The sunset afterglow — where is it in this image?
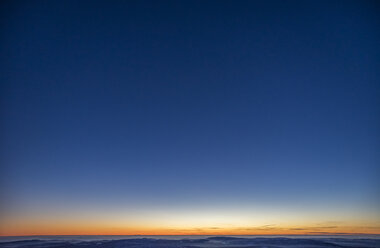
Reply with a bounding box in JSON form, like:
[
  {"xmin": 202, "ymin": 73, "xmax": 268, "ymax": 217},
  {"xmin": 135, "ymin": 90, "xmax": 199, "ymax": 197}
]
[{"xmin": 1, "ymin": 0, "xmax": 379, "ymax": 241}]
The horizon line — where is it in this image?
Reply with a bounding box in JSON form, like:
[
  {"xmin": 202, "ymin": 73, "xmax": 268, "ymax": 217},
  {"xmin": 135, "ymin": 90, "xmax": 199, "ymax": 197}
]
[{"xmin": 2, "ymin": 233, "xmax": 380, "ymax": 237}]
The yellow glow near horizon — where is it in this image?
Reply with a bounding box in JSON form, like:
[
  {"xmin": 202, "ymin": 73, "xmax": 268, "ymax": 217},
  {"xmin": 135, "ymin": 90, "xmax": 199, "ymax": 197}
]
[
  {"xmin": 1, "ymin": 202, "xmax": 380, "ymax": 236},
  {"xmin": 1, "ymin": 223, "xmax": 380, "ymax": 236},
  {"xmin": 1, "ymin": 209, "xmax": 380, "ymax": 236}
]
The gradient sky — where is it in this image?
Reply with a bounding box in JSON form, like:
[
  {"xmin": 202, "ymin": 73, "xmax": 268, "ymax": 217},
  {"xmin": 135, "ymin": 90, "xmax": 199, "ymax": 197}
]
[{"xmin": 1, "ymin": 0, "xmax": 379, "ymax": 236}]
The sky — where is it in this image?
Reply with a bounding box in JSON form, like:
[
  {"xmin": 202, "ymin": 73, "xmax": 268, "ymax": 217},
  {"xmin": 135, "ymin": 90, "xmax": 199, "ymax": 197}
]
[{"xmin": 0, "ymin": 0, "xmax": 379, "ymax": 236}]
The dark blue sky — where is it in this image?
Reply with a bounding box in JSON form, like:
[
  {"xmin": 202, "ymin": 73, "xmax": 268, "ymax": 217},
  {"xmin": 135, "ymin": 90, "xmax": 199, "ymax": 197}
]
[{"xmin": 1, "ymin": 0, "xmax": 379, "ymax": 235}]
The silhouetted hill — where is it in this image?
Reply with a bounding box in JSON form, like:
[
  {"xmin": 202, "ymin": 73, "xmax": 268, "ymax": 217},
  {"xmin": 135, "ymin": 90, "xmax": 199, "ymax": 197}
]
[{"xmin": 1, "ymin": 236, "xmax": 380, "ymax": 248}]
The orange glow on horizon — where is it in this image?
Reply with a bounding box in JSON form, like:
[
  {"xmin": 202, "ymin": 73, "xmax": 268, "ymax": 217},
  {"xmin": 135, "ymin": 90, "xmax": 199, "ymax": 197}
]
[
  {"xmin": 1, "ymin": 224, "xmax": 380, "ymax": 236},
  {"xmin": 2, "ymin": 208, "xmax": 379, "ymax": 236}
]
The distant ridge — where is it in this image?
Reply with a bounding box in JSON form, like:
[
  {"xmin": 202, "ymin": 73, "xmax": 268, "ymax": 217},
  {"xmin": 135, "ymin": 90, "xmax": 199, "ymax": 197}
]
[{"xmin": 1, "ymin": 236, "xmax": 380, "ymax": 248}]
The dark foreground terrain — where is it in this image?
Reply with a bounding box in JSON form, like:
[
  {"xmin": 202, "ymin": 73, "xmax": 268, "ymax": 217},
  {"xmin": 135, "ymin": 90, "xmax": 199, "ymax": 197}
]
[{"xmin": 1, "ymin": 236, "xmax": 380, "ymax": 248}]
